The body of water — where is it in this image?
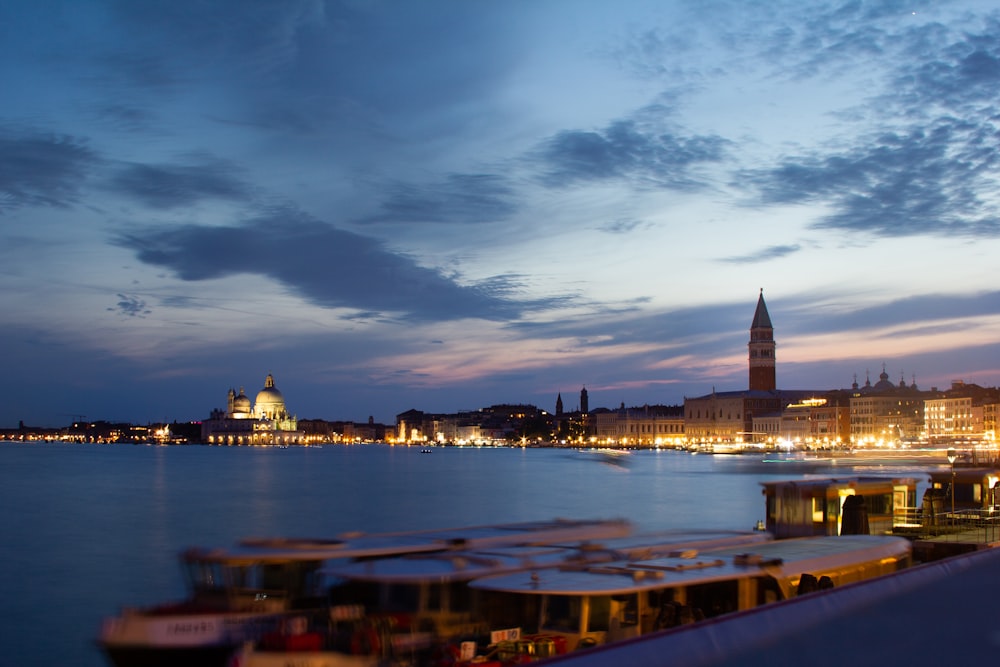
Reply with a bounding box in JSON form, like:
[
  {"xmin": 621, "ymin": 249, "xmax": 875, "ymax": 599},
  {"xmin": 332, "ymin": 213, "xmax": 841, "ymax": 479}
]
[{"xmin": 0, "ymin": 443, "xmax": 939, "ymax": 666}]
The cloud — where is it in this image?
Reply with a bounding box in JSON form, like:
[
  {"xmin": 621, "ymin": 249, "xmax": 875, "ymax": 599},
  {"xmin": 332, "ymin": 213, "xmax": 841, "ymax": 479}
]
[
  {"xmin": 720, "ymin": 244, "xmax": 802, "ymax": 264},
  {"xmin": 742, "ymin": 117, "xmax": 1000, "ymax": 237},
  {"xmin": 599, "ymin": 217, "xmax": 650, "ymax": 234},
  {"xmin": 892, "ymin": 18, "xmax": 1000, "ymax": 113},
  {"xmin": 112, "ymin": 207, "xmax": 538, "ymax": 322},
  {"xmin": 534, "ymin": 119, "xmax": 729, "ymax": 190},
  {"xmin": 109, "ymin": 294, "xmax": 151, "ymax": 317},
  {"xmin": 784, "ymin": 290, "xmax": 1000, "ymax": 337},
  {"xmin": 108, "ymin": 155, "xmax": 249, "ymax": 209},
  {"xmin": 366, "ymin": 173, "xmax": 518, "ymax": 224},
  {"xmin": 738, "ymin": 11, "xmax": 1000, "ymax": 239},
  {"xmin": 0, "ymin": 131, "xmax": 97, "ymax": 213}
]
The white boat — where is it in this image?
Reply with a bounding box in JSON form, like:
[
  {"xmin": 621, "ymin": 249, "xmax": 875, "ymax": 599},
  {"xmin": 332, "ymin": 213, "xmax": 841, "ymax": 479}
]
[
  {"xmin": 97, "ymin": 518, "xmax": 631, "ymax": 667},
  {"xmin": 466, "ymin": 534, "xmax": 911, "ymax": 658},
  {"xmin": 229, "ymin": 530, "xmax": 772, "ymax": 667}
]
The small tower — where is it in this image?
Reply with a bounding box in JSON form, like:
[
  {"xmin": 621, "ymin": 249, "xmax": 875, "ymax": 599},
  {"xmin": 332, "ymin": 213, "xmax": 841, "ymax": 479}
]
[
  {"xmin": 748, "ymin": 290, "xmax": 776, "ymax": 392},
  {"xmin": 555, "ymin": 393, "xmax": 564, "ymax": 417},
  {"xmin": 580, "ymin": 386, "xmax": 589, "ymax": 414}
]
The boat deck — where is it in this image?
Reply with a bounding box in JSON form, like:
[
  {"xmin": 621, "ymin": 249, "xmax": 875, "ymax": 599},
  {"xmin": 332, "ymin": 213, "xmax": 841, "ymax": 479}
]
[{"xmin": 470, "ymin": 535, "xmax": 910, "ymax": 596}]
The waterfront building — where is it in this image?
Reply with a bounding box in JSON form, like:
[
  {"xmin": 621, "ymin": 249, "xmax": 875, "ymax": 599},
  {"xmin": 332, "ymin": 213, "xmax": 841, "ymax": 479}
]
[
  {"xmin": 591, "ymin": 403, "xmax": 684, "ymax": 447},
  {"xmin": 986, "ymin": 401, "xmax": 1000, "ymax": 445},
  {"xmin": 767, "ymin": 397, "xmax": 850, "ymax": 447},
  {"xmin": 848, "ymin": 368, "xmax": 926, "ymax": 445},
  {"xmin": 806, "ymin": 394, "xmax": 852, "ymax": 446},
  {"xmin": 395, "ymin": 404, "xmax": 548, "ymax": 444},
  {"xmin": 684, "ymin": 292, "xmax": 818, "ymax": 444},
  {"xmin": 924, "ymin": 381, "xmax": 1000, "ymax": 444},
  {"xmin": 201, "ymin": 373, "xmax": 303, "ymax": 445}
]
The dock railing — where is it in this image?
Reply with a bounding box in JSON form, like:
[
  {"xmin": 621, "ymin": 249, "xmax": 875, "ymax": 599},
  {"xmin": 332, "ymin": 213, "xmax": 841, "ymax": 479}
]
[{"xmin": 893, "ymin": 508, "xmax": 1000, "ymax": 544}]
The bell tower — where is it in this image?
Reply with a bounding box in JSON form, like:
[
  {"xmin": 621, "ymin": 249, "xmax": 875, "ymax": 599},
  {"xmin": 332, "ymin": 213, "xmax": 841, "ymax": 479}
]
[{"xmin": 748, "ymin": 290, "xmax": 776, "ymax": 392}]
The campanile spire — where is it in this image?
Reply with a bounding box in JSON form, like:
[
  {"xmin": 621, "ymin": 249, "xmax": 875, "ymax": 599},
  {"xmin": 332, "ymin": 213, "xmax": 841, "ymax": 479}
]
[{"xmin": 748, "ymin": 289, "xmax": 776, "ymax": 391}]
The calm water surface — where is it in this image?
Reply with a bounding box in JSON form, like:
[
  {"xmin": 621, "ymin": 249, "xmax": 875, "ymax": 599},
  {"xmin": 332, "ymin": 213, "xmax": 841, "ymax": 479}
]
[{"xmin": 0, "ymin": 443, "xmax": 932, "ymax": 667}]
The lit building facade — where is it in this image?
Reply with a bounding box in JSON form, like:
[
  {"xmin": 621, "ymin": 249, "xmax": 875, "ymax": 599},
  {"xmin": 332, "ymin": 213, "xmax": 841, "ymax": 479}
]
[
  {"xmin": 848, "ymin": 368, "xmax": 926, "ymax": 445},
  {"xmin": 591, "ymin": 403, "xmax": 684, "ymax": 446},
  {"xmin": 201, "ymin": 373, "xmax": 303, "ymax": 445},
  {"xmin": 924, "ymin": 380, "xmax": 1000, "ymax": 445}
]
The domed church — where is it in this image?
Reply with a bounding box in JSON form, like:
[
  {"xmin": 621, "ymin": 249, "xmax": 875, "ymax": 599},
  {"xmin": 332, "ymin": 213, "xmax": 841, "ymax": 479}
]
[{"xmin": 201, "ymin": 374, "xmax": 303, "ymax": 445}]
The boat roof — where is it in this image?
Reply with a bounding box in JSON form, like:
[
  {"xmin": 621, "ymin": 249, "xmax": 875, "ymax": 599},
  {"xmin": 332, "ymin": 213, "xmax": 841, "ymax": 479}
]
[
  {"xmin": 327, "ymin": 545, "xmax": 584, "ymax": 584},
  {"xmin": 927, "ymin": 467, "xmax": 1000, "ymax": 483},
  {"xmin": 182, "ymin": 518, "xmax": 632, "ymax": 565},
  {"xmin": 760, "ymin": 476, "xmax": 921, "ymax": 493},
  {"xmin": 469, "ymin": 536, "xmax": 910, "ymax": 597},
  {"xmin": 324, "ymin": 530, "xmax": 772, "ymax": 584}
]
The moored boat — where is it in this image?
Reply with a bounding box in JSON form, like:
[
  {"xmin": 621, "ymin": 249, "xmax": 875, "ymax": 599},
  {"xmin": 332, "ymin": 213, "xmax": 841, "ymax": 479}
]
[
  {"xmin": 98, "ymin": 518, "xmax": 631, "ymax": 667},
  {"xmin": 466, "ymin": 534, "xmax": 911, "ymax": 657},
  {"xmin": 228, "ymin": 529, "xmax": 773, "ymax": 667}
]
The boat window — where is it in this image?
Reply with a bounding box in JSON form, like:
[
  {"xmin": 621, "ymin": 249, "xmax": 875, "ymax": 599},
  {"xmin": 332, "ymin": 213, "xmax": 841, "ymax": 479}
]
[
  {"xmin": 865, "ymin": 493, "xmax": 892, "ymax": 515},
  {"xmin": 328, "ymin": 579, "xmax": 380, "ymax": 610},
  {"xmin": 756, "ymin": 576, "xmax": 782, "ymax": 605},
  {"xmin": 616, "ymin": 594, "xmax": 638, "ymax": 627},
  {"xmin": 426, "ymin": 582, "xmax": 442, "ymax": 612},
  {"xmin": 588, "ymin": 595, "xmax": 611, "ymax": 632},
  {"xmin": 383, "ymin": 583, "xmax": 420, "ymax": 613},
  {"xmin": 184, "ymin": 560, "xmax": 228, "ymax": 591},
  {"xmin": 686, "ymin": 580, "xmax": 739, "ymax": 619},
  {"xmin": 589, "ymin": 594, "xmax": 638, "ymax": 634},
  {"xmin": 542, "ymin": 595, "xmax": 582, "ymax": 633},
  {"xmin": 827, "ymin": 498, "xmax": 840, "ymax": 519},
  {"xmin": 449, "ymin": 581, "xmax": 473, "ymax": 613},
  {"xmin": 477, "ymin": 591, "xmax": 539, "ymax": 633},
  {"xmin": 244, "ymin": 560, "xmax": 322, "ymax": 599},
  {"xmin": 260, "ymin": 563, "xmax": 290, "ymax": 592}
]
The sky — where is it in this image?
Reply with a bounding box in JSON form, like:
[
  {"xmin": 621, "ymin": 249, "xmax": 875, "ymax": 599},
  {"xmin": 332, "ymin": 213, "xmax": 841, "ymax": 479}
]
[{"xmin": 3, "ymin": 0, "xmax": 1000, "ymax": 427}]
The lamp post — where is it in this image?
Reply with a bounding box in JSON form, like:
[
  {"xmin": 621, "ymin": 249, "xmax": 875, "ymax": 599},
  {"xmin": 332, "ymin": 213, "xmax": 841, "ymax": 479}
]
[{"xmin": 947, "ymin": 447, "xmax": 957, "ymax": 526}]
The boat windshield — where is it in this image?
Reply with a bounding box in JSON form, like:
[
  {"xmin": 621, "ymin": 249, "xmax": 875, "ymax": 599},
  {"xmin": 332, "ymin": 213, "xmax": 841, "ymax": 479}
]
[{"xmin": 183, "ymin": 558, "xmax": 324, "ymax": 603}]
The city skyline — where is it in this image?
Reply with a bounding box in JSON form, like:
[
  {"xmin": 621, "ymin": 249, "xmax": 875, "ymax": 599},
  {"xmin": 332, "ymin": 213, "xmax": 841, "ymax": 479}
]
[{"xmin": 3, "ymin": 1, "xmax": 1000, "ymax": 428}]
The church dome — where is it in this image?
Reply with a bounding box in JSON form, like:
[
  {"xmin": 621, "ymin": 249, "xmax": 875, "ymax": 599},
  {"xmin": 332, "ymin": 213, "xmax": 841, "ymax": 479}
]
[
  {"xmin": 872, "ymin": 368, "xmax": 895, "ymax": 392},
  {"xmin": 254, "ymin": 374, "xmax": 286, "ymax": 419},
  {"xmin": 232, "ymin": 388, "xmax": 252, "ymax": 416}
]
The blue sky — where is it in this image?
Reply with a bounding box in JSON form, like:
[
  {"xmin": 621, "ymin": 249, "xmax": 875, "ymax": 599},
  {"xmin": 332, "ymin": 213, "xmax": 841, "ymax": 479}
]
[{"xmin": 3, "ymin": 0, "xmax": 1000, "ymax": 427}]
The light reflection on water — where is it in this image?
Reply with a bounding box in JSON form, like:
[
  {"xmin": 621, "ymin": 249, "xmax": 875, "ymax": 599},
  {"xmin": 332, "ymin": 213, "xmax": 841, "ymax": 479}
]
[{"xmin": 0, "ymin": 443, "xmax": 941, "ymax": 667}]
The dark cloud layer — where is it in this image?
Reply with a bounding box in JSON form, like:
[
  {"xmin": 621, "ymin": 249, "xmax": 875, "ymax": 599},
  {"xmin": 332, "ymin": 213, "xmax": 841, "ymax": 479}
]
[
  {"xmin": 108, "ymin": 156, "xmax": 248, "ymax": 209},
  {"xmin": 720, "ymin": 244, "xmax": 802, "ymax": 264},
  {"xmin": 0, "ymin": 132, "xmax": 97, "ymax": 213},
  {"xmin": 535, "ymin": 119, "xmax": 729, "ymax": 190},
  {"xmin": 746, "ymin": 118, "xmax": 1000, "ymax": 237},
  {"xmin": 113, "ymin": 208, "xmax": 530, "ymax": 322},
  {"xmin": 741, "ymin": 10, "xmax": 1000, "ymax": 239},
  {"xmin": 368, "ymin": 173, "xmax": 518, "ymax": 225}
]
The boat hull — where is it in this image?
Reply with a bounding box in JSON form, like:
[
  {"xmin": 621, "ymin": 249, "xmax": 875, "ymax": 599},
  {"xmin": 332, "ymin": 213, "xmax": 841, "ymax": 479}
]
[
  {"xmin": 230, "ymin": 647, "xmax": 380, "ymax": 667},
  {"xmin": 100, "ymin": 643, "xmax": 238, "ymax": 667},
  {"xmin": 99, "ymin": 610, "xmax": 284, "ymax": 667}
]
